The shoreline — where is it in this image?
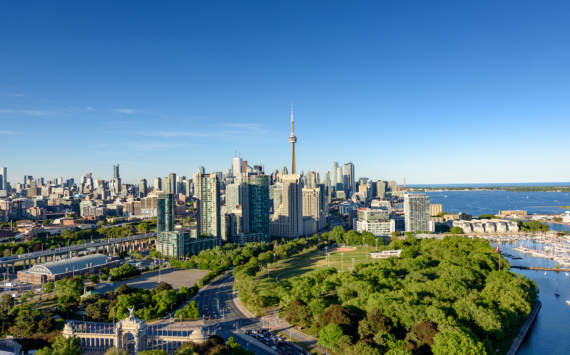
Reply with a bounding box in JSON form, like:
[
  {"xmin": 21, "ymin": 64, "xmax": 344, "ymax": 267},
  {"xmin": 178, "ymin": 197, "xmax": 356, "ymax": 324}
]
[{"xmin": 506, "ymin": 300, "xmax": 542, "ymax": 355}]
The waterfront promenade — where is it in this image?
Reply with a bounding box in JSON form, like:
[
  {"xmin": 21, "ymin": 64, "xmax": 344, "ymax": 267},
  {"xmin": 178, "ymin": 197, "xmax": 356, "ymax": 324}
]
[{"xmin": 506, "ymin": 300, "xmax": 542, "ymax": 355}]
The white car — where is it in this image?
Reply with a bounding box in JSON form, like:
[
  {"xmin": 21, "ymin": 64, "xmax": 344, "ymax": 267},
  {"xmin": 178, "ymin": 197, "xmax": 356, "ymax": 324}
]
[{"xmin": 271, "ymin": 346, "xmax": 277, "ymax": 350}]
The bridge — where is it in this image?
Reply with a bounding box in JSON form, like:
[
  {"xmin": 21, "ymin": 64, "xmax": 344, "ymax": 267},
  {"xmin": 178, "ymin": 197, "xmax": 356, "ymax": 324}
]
[{"xmin": 0, "ymin": 232, "xmax": 156, "ymax": 274}]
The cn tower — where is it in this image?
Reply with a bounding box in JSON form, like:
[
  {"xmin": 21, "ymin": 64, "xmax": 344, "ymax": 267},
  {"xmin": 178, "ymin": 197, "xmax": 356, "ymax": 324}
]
[{"xmin": 289, "ymin": 103, "xmax": 297, "ymax": 174}]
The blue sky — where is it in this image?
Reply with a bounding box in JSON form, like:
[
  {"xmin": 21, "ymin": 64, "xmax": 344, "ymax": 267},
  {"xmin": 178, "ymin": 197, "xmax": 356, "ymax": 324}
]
[{"xmin": 1, "ymin": 1, "xmax": 569, "ymax": 186}]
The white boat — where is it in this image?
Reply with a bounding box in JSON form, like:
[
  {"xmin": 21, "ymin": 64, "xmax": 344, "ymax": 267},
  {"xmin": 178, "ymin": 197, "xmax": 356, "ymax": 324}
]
[
  {"xmin": 544, "ymin": 271, "xmax": 547, "ymax": 275},
  {"xmin": 566, "ymin": 272, "xmax": 569, "ymax": 277}
]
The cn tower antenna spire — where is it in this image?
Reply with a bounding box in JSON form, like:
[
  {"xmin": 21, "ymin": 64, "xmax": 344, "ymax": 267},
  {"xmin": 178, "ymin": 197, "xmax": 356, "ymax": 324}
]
[{"xmin": 288, "ymin": 103, "xmax": 297, "ymax": 174}]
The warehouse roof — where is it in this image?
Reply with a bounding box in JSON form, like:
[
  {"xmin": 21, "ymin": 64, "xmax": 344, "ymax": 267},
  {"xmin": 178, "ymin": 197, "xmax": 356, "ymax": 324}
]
[{"xmin": 26, "ymin": 254, "xmax": 117, "ymax": 275}]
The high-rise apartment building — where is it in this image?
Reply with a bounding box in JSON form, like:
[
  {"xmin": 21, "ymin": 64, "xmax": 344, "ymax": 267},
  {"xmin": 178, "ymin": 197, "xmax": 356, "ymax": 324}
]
[
  {"xmin": 0, "ymin": 167, "xmax": 7, "ymax": 190},
  {"xmin": 343, "ymin": 162, "xmax": 355, "ymax": 197},
  {"xmin": 430, "ymin": 204, "xmax": 443, "ymax": 216},
  {"xmin": 389, "ymin": 180, "xmax": 397, "ymax": 191},
  {"xmin": 157, "ymin": 193, "xmax": 174, "ymax": 233},
  {"xmin": 242, "ymin": 174, "xmax": 270, "ymax": 242},
  {"xmin": 139, "ymin": 179, "xmax": 147, "ymax": 198},
  {"xmin": 197, "ymin": 166, "xmax": 205, "ymax": 174},
  {"xmin": 270, "ymin": 174, "xmax": 303, "ymax": 238},
  {"xmin": 404, "ymin": 194, "xmax": 431, "ymax": 232},
  {"xmin": 113, "ymin": 164, "xmax": 120, "ymax": 179},
  {"xmin": 195, "ymin": 173, "xmax": 221, "ymax": 237},
  {"xmin": 376, "ymin": 181, "xmax": 386, "ymax": 198}
]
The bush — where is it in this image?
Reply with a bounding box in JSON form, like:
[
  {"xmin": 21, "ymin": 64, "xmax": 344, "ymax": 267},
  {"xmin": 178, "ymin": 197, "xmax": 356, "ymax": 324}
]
[{"xmin": 450, "ymin": 227, "xmax": 463, "ymax": 234}]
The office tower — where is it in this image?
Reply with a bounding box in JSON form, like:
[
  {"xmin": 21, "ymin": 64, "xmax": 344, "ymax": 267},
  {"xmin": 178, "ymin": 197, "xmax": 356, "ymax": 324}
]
[
  {"xmin": 232, "ymin": 155, "xmax": 243, "ymax": 177},
  {"xmin": 163, "ymin": 177, "xmax": 171, "ymax": 193},
  {"xmin": 0, "ymin": 167, "xmax": 6, "ymax": 190},
  {"xmin": 331, "ymin": 162, "xmax": 338, "ymax": 195},
  {"xmin": 389, "ymin": 180, "xmax": 397, "ymax": 191},
  {"xmin": 197, "ymin": 166, "xmax": 205, "ymax": 174},
  {"xmin": 66, "ymin": 178, "xmax": 74, "ymax": 188},
  {"xmin": 242, "ymin": 174, "xmax": 270, "ymax": 241},
  {"xmin": 183, "ymin": 179, "xmax": 192, "ymax": 196},
  {"xmin": 222, "ymin": 169, "xmax": 231, "ymax": 179},
  {"xmin": 289, "ymin": 104, "xmax": 297, "ymax": 174},
  {"xmin": 281, "ymin": 165, "xmax": 288, "ymax": 176},
  {"xmin": 157, "ymin": 193, "xmax": 174, "ymax": 232},
  {"xmin": 269, "ymin": 183, "xmax": 283, "ymax": 212},
  {"xmin": 154, "ymin": 177, "xmax": 162, "ymax": 192},
  {"xmin": 253, "ymin": 165, "xmax": 264, "ymax": 174},
  {"xmin": 176, "ymin": 175, "xmax": 185, "ymax": 196},
  {"xmin": 376, "ymin": 181, "xmax": 386, "ymax": 198},
  {"xmin": 139, "ymin": 179, "xmax": 147, "ymax": 197},
  {"xmin": 169, "ymin": 173, "xmax": 177, "ymax": 195},
  {"xmin": 305, "ymin": 171, "xmax": 319, "ymax": 189},
  {"xmin": 336, "ymin": 167, "xmax": 343, "ymax": 193},
  {"xmin": 113, "ymin": 164, "xmax": 120, "ymax": 179},
  {"xmin": 324, "ymin": 172, "xmax": 332, "ymax": 205},
  {"xmin": 343, "ymin": 162, "xmax": 355, "ymax": 197},
  {"xmin": 404, "ymin": 194, "xmax": 430, "ymax": 232},
  {"xmin": 195, "ymin": 173, "xmax": 221, "ymax": 237}
]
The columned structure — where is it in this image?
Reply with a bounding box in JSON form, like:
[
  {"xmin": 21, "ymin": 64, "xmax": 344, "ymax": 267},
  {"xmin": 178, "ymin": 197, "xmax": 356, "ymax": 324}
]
[{"xmin": 62, "ymin": 310, "xmax": 206, "ymax": 354}]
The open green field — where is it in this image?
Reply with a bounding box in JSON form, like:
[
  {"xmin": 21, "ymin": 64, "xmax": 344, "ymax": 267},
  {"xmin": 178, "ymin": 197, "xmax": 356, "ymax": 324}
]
[{"xmin": 256, "ymin": 245, "xmax": 382, "ymax": 292}]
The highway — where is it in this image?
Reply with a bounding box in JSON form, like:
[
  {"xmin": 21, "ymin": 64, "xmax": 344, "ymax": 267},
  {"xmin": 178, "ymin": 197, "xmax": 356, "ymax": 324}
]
[{"xmin": 0, "ymin": 233, "xmax": 155, "ymax": 265}]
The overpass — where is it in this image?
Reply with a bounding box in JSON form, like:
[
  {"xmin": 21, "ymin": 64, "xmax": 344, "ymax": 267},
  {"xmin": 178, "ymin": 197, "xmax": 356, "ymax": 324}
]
[{"xmin": 0, "ymin": 232, "xmax": 156, "ymax": 274}]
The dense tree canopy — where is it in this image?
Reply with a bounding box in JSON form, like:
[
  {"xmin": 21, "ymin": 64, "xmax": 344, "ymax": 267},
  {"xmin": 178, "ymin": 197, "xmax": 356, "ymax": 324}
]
[{"xmin": 269, "ymin": 236, "xmax": 538, "ymax": 355}]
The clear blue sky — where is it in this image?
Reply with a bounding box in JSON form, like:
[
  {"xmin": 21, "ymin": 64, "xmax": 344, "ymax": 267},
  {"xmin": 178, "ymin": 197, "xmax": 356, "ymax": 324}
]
[{"xmin": 1, "ymin": 1, "xmax": 569, "ymax": 186}]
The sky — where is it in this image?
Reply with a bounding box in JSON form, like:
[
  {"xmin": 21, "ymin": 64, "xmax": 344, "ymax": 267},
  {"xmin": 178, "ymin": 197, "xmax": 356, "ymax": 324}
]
[{"xmin": 1, "ymin": 1, "xmax": 569, "ymax": 186}]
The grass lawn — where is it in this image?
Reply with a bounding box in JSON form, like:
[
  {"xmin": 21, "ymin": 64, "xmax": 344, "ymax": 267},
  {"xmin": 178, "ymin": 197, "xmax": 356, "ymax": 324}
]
[
  {"xmin": 490, "ymin": 323, "xmax": 524, "ymax": 355},
  {"xmin": 256, "ymin": 245, "xmax": 382, "ymax": 293}
]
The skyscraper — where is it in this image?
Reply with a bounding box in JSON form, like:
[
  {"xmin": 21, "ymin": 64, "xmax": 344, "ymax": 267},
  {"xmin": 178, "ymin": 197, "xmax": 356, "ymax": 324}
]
[
  {"xmin": 0, "ymin": 167, "xmax": 7, "ymax": 190},
  {"xmin": 270, "ymin": 174, "xmax": 304, "ymax": 238},
  {"xmin": 232, "ymin": 155, "xmax": 243, "ymax": 177},
  {"xmin": 404, "ymin": 193, "xmax": 430, "ymax": 232},
  {"xmin": 336, "ymin": 167, "xmax": 343, "ymax": 194},
  {"xmin": 289, "ymin": 104, "xmax": 297, "ymax": 174},
  {"xmin": 195, "ymin": 173, "xmax": 221, "ymax": 237},
  {"xmin": 113, "ymin": 164, "xmax": 120, "ymax": 179},
  {"xmin": 154, "ymin": 177, "xmax": 162, "ymax": 192},
  {"xmin": 139, "ymin": 179, "xmax": 147, "ymax": 198},
  {"xmin": 331, "ymin": 162, "xmax": 338, "ymax": 195},
  {"xmin": 197, "ymin": 166, "xmax": 205, "ymax": 174},
  {"xmin": 169, "ymin": 173, "xmax": 177, "ymax": 196},
  {"xmin": 242, "ymin": 174, "xmax": 270, "ymax": 242},
  {"xmin": 343, "ymin": 162, "xmax": 355, "ymax": 197},
  {"xmin": 157, "ymin": 193, "xmax": 174, "ymax": 233}
]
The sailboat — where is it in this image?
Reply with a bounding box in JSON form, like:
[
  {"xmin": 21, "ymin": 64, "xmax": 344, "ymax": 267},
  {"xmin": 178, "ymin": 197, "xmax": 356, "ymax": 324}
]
[
  {"xmin": 544, "ymin": 271, "xmax": 547, "ymax": 275},
  {"xmin": 555, "ymin": 283, "xmax": 560, "ymax": 296},
  {"xmin": 566, "ymin": 272, "xmax": 569, "ymax": 277}
]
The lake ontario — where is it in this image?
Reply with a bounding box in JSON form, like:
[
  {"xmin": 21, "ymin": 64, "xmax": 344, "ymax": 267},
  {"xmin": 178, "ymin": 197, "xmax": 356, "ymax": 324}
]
[{"xmin": 420, "ymin": 190, "xmax": 570, "ymax": 353}]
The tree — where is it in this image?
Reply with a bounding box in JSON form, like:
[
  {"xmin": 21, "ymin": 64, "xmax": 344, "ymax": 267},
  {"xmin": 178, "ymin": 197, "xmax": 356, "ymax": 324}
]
[
  {"xmin": 38, "ymin": 317, "xmax": 57, "ymax": 334},
  {"xmin": 44, "ymin": 282, "xmax": 55, "ymax": 294},
  {"xmin": 138, "ymin": 223, "xmax": 149, "ymax": 234},
  {"xmin": 90, "ymin": 274, "xmax": 100, "ymax": 285},
  {"xmin": 42, "ymin": 219, "xmax": 53, "ymax": 226},
  {"xmin": 0, "ymin": 307, "xmax": 12, "ymax": 334},
  {"xmin": 308, "ymin": 298, "xmax": 327, "ymax": 321},
  {"xmin": 86, "ymin": 299, "xmax": 109, "ymax": 321},
  {"xmin": 15, "ymin": 312, "xmax": 36, "ymax": 337},
  {"xmin": 55, "ymin": 278, "xmax": 83, "ymax": 317},
  {"xmin": 15, "ymin": 246, "xmax": 25, "ymax": 255},
  {"xmin": 104, "ymin": 348, "xmax": 128, "ymax": 355},
  {"xmin": 1, "ymin": 293, "xmax": 15, "ymax": 309},
  {"xmin": 450, "ymin": 227, "xmax": 463, "ymax": 234},
  {"xmin": 318, "ymin": 323, "xmax": 344, "ymax": 349},
  {"xmin": 432, "ymin": 330, "xmax": 487, "ymax": 355},
  {"xmin": 49, "ymin": 335, "xmax": 84, "ymax": 355},
  {"xmin": 317, "ymin": 304, "xmax": 358, "ymax": 337},
  {"xmin": 156, "ymin": 283, "xmax": 173, "ymax": 293}
]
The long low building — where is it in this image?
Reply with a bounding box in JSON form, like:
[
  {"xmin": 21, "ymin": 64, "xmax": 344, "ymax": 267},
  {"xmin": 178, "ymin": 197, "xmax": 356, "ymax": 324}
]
[{"xmin": 18, "ymin": 254, "xmax": 121, "ymax": 284}]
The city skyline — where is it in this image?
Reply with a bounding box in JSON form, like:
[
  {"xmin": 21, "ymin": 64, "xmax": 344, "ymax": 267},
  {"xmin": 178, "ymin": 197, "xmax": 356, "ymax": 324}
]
[{"xmin": 1, "ymin": 1, "xmax": 569, "ymax": 184}]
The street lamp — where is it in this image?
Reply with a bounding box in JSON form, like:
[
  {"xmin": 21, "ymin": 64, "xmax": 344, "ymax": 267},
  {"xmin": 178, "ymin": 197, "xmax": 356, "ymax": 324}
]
[
  {"xmin": 267, "ymin": 263, "xmax": 270, "ymax": 281},
  {"xmin": 341, "ymin": 253, "xmax": 344, "ymax": 271}
]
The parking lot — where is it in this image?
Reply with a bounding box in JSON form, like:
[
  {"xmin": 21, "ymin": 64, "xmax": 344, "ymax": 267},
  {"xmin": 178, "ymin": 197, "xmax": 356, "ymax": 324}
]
[{"xmin": 97, "ymin": 268, "xmax": 208, "ymax": 292}]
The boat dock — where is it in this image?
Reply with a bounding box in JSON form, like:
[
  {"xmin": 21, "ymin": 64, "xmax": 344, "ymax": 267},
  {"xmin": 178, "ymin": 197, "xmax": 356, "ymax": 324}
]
[
  {"xmin": 506, "ymin": 300, "xmax": 542, "ymax": 355},
  {"xmin": 511, "ymin": 265, "xmax": 570, "ymax": 272}
]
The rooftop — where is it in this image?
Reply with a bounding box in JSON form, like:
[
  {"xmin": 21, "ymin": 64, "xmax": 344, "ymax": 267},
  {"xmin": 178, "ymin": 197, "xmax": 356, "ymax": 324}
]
[{"xmin": 25, "ymin": 254, "xmax": 116, "ymax": 276}]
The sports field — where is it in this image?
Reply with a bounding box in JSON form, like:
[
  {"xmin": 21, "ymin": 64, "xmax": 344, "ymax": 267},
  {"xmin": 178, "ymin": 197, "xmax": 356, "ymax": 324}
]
[{"xmin": 256, "ymin": 245, "xmax": 383, "ymax": 291}]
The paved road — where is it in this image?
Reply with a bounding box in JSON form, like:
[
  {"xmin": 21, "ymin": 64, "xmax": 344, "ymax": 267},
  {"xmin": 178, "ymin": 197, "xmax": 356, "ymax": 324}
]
[{"xmin": 157, "ymin": 272, "xmax": 274, "ymax": 355}]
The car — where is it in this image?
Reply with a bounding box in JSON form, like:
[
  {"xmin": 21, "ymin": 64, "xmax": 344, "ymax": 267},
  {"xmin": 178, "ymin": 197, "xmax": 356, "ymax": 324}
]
[{"xmin": 271, "ymin": 346, "xmax": 278, "ymax": 350}]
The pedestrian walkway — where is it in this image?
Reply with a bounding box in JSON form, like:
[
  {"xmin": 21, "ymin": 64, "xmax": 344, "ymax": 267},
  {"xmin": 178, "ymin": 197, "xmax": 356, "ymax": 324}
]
[{"xmin": 506, "ymin": 300, "xmax": 542, "ymax": 355}]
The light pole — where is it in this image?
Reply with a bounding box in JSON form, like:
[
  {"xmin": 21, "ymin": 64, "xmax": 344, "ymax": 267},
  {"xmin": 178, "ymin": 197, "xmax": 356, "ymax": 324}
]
[
  {"xmin": 328, "ymin": 253, "xmax": 331, "ymax": 267},
  {"xmin": 376, "ymin": 238, "xmax": 378, "ymax": 250},
  {"xmin": 341, "ymin": 253, "xmax": 344, "ymax": 271},
  {"xmin": 352, "ymin": 258, "xmax": 355, "ymax": 270},
  {"xmin": 365, "ymin": 244, "xmax": 368, "ymax": 260},
  {"xmin": 267, "ymin": 263, "xmax": 270, "ymax": 282},
  {"xmin": 273, "ymin": 253, "xmax": 276, "ymax": 263}
]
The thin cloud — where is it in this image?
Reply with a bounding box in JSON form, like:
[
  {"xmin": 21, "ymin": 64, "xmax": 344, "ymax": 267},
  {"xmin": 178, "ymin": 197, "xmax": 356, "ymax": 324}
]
[
  {"xmin": 0, "ymin": 130, "xmax": 15, "ymax": 134},
  {"xmin": 125, "ymin": 141, "xmax": 201, "ymax": 151},
  {"xmin": 138, "ymin": 131, "xmax": 214, "ymax": 137},
  {"xmin": 114, "ymin": 108, "xmax": 155, "ymax": 115},
  {"xmin": 0, "ymin": 109, "xmax": 49, "ymax": 116},
  {"xmin": 0, "ymin": 93, "xmax": 25, "ymax": 97}
]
